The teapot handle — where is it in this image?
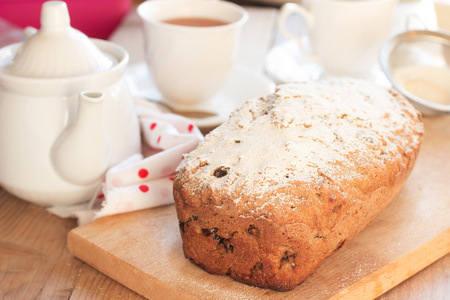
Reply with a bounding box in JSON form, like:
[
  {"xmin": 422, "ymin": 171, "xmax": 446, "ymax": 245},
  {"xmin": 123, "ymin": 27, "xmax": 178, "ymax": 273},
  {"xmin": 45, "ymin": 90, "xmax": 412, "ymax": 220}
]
[
  {"xmin": 23, "ymin": 27, "xmax": 38, "ymax": 39},
  {"xmin": 278, "ymin": 3, "xmax": 319, "ymax": 64}
]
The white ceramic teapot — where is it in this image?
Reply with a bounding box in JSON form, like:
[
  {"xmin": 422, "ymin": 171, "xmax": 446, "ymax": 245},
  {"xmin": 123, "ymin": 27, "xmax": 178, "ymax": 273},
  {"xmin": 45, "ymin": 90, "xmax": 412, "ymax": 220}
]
[{"xmin": 0, "ymin": 1, "xmax": 141, "ymax": 206}]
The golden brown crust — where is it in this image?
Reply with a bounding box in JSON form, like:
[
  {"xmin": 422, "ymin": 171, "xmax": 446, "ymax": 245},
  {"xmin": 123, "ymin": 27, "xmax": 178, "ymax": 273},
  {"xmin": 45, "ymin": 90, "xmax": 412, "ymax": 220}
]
[{"xmin": 173, "ymin": 78, "xmax": 423, "ymax": 291}]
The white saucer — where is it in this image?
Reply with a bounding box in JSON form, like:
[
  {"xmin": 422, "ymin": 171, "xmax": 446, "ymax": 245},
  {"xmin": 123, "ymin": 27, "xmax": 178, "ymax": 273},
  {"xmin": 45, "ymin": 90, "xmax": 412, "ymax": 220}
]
[
  {"xmin": 125, "ymin": 62, "xmax": 275, "ymax": 128},
  {"xmin": 264, "ymin": 40, "xmax": 391, "ymax": 87}
]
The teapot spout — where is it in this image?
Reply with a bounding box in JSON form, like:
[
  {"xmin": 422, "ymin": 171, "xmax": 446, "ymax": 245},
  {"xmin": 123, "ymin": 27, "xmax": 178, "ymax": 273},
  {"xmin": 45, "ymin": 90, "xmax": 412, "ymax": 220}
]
[{"xmin": 51, "ymin": 91, "xmax": 110, "ymax": 186}]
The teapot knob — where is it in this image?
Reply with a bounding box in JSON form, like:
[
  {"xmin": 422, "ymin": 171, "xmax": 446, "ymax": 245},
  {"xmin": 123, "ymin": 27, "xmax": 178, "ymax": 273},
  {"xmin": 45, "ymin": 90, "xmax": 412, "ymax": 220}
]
[{"xmin": 40, "ymin": 1, "xmax": 70, "ymax": 33}]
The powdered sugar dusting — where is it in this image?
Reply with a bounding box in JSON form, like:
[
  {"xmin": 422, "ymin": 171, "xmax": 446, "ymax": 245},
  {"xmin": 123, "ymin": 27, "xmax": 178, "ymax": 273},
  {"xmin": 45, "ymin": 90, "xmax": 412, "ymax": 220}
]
[{"xmin": 177, "ymin": 78, "xmax": 423, "ymax": 211}]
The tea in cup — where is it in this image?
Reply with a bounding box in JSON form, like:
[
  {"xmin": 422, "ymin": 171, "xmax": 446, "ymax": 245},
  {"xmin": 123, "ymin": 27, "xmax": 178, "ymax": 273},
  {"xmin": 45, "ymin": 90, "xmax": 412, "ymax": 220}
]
[
  {"xmin": 137, "ymin": 0, "xmax": 248, "ymax": 109},
  {"xmin": 279, "ymin": 0, "xmax": 397, "ymax": 78}
]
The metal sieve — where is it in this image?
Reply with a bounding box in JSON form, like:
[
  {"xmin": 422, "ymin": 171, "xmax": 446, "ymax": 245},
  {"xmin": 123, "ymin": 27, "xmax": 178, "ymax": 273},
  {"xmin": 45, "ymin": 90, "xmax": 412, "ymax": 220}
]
[{"xmin": 379, "ymin": 29, "xmax": 450, "ymax": 115}]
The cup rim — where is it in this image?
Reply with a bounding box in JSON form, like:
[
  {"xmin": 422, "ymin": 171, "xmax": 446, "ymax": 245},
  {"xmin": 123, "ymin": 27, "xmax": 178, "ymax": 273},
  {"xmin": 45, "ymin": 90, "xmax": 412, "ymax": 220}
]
[{"xmin": 137, "ymin": 0, "xmax": 249, "ymax": 31}]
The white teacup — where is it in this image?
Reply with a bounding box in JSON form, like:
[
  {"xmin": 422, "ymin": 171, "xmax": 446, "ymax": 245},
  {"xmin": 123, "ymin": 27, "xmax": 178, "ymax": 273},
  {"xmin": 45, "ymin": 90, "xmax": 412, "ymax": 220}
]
[
  {"xmin": 279, "ymin": 0, "xmax": 397, "ymax": 78},
  {"xmin": 137, "ymin": 0, "xmax": 248, "ymax": 109}
]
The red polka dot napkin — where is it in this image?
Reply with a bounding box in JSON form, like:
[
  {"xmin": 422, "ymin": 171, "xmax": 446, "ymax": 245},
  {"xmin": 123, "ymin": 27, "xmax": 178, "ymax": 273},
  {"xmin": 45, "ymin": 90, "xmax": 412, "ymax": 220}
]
[{"xmin": 48, "ymin": 100, "xmax": 203, "ymax": 225}]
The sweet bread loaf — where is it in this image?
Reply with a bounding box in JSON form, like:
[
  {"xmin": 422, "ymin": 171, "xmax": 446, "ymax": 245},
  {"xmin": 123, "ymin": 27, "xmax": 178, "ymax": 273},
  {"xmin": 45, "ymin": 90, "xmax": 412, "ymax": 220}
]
[{"xmin": 173, "ymin": 78, "xmax": 423, "ymax": 291}]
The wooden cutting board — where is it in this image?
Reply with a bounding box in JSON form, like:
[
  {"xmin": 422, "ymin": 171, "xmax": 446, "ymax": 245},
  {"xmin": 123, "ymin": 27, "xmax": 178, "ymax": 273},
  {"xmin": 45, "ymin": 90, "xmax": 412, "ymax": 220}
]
[{"xmin": 67, "ymin": 116, "xmax": 450, "ymax": 299}]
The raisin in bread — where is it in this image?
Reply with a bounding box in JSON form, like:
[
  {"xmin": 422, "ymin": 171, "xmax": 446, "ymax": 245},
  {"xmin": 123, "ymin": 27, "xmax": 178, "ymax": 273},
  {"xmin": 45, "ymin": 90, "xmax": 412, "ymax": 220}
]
[{"xmin": 173, "ymin": 78, "xmax": 424, "ymax": 291}]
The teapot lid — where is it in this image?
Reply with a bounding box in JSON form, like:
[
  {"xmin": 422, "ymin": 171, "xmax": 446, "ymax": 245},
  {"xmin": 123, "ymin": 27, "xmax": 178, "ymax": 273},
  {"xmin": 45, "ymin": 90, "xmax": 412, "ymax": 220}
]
[{"xmin": 3, "ymin": 1, "xmax": 115, "ymax": 78}]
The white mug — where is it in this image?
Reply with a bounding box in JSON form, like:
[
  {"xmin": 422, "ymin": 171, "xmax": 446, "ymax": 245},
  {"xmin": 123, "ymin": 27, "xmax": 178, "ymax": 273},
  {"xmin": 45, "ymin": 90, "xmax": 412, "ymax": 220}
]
[
  {"xmin": 137, "ymin": 0, "xmax": 248, "ymax": 109},
  {"xmin": 279, "ymin": 0, "xmax": 397, "ymax": 78},
  {"xmin": 434, "ymin": 0, "xmax": 450, "ymax": 32}
]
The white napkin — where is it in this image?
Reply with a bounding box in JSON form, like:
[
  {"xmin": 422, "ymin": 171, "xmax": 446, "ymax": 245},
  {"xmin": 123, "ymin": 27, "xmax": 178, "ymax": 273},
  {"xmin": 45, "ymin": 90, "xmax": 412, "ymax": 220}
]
[{"xmin": 48, "ymin": 99, "xmax": 203, "ymax": 226}]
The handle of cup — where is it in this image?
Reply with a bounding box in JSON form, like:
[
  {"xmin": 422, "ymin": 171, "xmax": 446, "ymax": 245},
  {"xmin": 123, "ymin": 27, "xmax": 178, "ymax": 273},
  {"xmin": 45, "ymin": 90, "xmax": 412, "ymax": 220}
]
[{"xmin": 279, "ymin": 3, "xmax": 318, "ymax": 63}]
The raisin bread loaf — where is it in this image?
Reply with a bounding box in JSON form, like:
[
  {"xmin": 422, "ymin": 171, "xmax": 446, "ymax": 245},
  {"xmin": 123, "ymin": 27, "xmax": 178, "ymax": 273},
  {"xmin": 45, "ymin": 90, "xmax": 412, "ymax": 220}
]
[{"xmin": 173, "ymin": 78, "xmax": 423, "ymax": 291}]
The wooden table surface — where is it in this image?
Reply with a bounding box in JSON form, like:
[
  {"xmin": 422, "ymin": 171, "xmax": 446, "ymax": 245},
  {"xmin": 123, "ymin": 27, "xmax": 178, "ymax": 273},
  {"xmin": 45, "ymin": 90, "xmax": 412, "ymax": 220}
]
[
  {"xmin": 2, "ymin": 188, "xmax": 449, "ymax": 300},
  {"xmin": 1, "ymin": 1, "xmax": 449, "ymax": 299}
]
